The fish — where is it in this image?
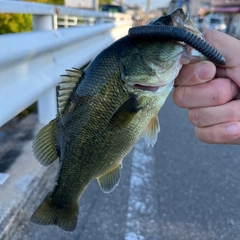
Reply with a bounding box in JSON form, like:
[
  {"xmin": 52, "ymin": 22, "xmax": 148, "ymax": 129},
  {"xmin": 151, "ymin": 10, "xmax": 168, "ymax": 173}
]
[{"xmin": 30, "ymin": 8, "xmax": 225, "ymax": 231}]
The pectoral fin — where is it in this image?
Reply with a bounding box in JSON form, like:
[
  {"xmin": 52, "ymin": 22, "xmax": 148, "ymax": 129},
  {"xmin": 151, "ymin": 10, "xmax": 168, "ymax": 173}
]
[
  {"xmin": 32, "ymin": 119, "xmax": 58, "ymax": 166},
  {"xmin": 97, "ymin": 164, "xmax": 122, "ymax": 193},
  {"xmin": 108, "ymin": 94, "xmax": 142, "ymax": 130},
  {"xmin": 144, "ymin": 115, "xmax": 160, "ymax": 147}
]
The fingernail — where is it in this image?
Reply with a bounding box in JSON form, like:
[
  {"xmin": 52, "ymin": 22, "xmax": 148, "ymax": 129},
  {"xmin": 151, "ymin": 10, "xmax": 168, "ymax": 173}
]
[
  {"xmin": 227, "ymin": 123, "xmax": 240, "ymax": 137},
  {"xmin": 196, "ymin": 62, "xmax": 215, "ymax": 82}
]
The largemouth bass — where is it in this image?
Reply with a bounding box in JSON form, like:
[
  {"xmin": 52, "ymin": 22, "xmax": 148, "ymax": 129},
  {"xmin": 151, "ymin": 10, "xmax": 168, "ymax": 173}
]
[{"xmin": 31, "ymin": 8, "xmax": 225, "ymax": 231}]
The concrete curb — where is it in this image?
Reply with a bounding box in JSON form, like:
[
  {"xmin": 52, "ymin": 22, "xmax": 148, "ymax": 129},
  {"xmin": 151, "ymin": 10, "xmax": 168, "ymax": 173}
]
[{"xmin": 0, "ymin": 115, "xmax": 57, "ymax": 240}]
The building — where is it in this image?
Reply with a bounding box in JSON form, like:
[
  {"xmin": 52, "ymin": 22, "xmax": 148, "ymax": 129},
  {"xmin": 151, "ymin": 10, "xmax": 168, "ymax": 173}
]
[
  {"xmin": 211, "ymin": 0, "xmax": 240, "ymax": 38},
  {"xmin": 212, "ymin": 0, "xmax": 240, "ymax": 6},
  {"xmin": 168, "ymin": 0, "xmax": 212, "ymax": 16},
  {"xmin": 190, "ymin": 0, "xmax": 211, "ymax": 17}
]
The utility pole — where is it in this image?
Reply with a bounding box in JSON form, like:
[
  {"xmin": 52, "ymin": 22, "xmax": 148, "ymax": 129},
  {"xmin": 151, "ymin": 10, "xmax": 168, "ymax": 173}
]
[
  {"xmin": 144, "ymin": 0, "xmax": 151, "ymax": 24},
  {"xmin": 146, "ymin": 0, "xmax": 151, "ymax": 13},
  {"xmin": 92, "ymin": 0, "xmax": 98, "ymax": 11}
]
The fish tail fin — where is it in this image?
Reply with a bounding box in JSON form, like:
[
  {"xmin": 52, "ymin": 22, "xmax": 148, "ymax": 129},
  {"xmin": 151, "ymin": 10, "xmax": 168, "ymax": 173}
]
[{"xmin": 31, "ymin": 193, "xmax": 79, "ymax": 232}]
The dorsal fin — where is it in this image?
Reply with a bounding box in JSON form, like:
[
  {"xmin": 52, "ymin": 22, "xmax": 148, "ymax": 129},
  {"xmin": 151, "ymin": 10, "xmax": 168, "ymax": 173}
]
[{"xmin": 58, "ymin": 68, "xmax": 83, "ymax": 115}]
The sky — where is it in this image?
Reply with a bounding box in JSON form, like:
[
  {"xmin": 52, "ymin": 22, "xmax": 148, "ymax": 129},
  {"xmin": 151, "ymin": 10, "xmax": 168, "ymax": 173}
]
[{"xmin": 126, "ymin": 0, "xmax": 171, "ymax": 10}]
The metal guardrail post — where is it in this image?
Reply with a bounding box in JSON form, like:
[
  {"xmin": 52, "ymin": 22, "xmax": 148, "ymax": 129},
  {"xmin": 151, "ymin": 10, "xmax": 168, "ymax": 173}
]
[
  {"xmin": 33, "ymin": 15, "xmax": 57, "ymax": 125},
  {"xmin": 0, "ymin": 0, "xmax": 132, "ymax": 127},
  {"xmin": 95, "ymin": 16, "xmax": 104, "ymax": 24}
]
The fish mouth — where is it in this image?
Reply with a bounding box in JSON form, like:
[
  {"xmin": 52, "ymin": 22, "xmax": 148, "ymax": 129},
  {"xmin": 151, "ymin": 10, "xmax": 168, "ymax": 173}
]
[
  {"xmin": 133, "ymin": 82, "xmax": 172, "ymax": 92},
  {"xmin": 134, "ymin": 84, "xmax": 160, "ymax": 92}
]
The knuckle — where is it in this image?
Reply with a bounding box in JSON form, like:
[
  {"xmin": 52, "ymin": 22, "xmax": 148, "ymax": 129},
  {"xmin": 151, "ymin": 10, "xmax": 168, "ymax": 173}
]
[
  {"xmin": 215, "ymin": 92, "xmax": 228, "ymax": 105},
  {"xmin": 209, "ymin": 126, "xmax": 231, "ymax": 144},
  {"xmin": 195, "ymin": 127, "xmax": 205, "ymax": 142},
  {"xmin": 188, "ymin": 108, "xmax": 200, "ymax": 126},
  {"xmin": 195, "ymin": 126, "xmax": 221, "ymax": 144},
  {"xmin": 226, "ymin": 105, "xmax": 236, "ymax": 120},
  {"xmin": 231, "ymin": 101, "xmax": 240, "ymax": 120},
  {"xmin": 210, "ymin": 131, "xmax": 223, "ymax": 144}
]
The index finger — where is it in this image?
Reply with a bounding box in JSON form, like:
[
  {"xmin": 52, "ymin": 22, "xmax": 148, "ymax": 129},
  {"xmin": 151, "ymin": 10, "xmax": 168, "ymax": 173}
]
[
  {"xmin": 203, "ymin": 30, "xmax": 240, "ymax": 68},
  {"xmin": 203, "ymin": 30, "xmax": 240, "ymax": 86}
]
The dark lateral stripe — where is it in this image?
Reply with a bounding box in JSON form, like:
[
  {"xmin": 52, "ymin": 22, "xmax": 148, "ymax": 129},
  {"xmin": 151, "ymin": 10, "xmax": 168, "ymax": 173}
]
[{"xmin": 128, "ymin": 26, "xmax": 226, "ymax": 66}]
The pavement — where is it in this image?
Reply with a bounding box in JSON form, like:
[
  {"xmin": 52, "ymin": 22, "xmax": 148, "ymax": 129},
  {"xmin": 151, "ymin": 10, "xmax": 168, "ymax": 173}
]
[
  {"xmin": 0, "ymin": 115, "xmax": 58, "ymax": 240},
  {"xmin": 1, "ymin": 96, "xmax": 240, "ymax": 240}
]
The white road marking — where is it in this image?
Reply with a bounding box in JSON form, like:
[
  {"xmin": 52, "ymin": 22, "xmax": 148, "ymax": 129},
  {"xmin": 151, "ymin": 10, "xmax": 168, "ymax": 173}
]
[
  {"xmin": 0, "ymin": 173, "xmax": 10, "ymax": 185},
  {"xmin": 124, "ymin": 139, "xmax": 158, "ymax": 240}
]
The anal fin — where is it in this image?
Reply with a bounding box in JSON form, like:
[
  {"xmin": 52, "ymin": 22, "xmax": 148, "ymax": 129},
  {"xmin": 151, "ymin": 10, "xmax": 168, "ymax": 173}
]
[{"xmin": 97, "ymin": 164, "xmax": 122, "ymax": 193}]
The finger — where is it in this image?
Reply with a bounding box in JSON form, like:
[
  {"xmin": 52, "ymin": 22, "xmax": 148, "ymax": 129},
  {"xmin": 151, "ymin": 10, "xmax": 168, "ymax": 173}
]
[
  {"xmin": 216, "ymin": 65, "xmax": 240, "ymax": 88},
  {"xmin": 173, "ymin": 78, "xmax": 239, "ymax": 108},
  {"xmin": 188, "ymin": 100, "xmax": 240, "ymax": 127},
  {"xmin": 174, "ymin": 61, "xmax": 216, "ymax": 86},
  {"xmin": 203, "ymin": 30, "xmax": 240, "ymax": 86},
  {"xmin": 203, "ymin": 30, "xmax": 240, "ymax": 68},
  {"xmin": 195, "ymin": 122, "xmax": 240, "ymax": 144}
]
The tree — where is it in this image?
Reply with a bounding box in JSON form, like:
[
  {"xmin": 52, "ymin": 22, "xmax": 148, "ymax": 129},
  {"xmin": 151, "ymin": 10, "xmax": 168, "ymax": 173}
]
[
  {"xmin": 28, "ymin": 0, "xmax": 64, "ymax": 5},
  {"xmin": 99, "ymin": 0, "xmax": 112, "ymax": 4},
  {"xmin": 0, "ymin": 0, "xmax": 64, "ymax": 34},
  {"xmin": 0, "ymin": 14, "xmax": 32, "ymax": 34}
]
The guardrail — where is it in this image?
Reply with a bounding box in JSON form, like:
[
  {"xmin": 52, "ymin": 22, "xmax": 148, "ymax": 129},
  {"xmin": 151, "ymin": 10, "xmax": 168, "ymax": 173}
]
[{"xmin": 0, "ymin": 0, "xmax": 132, "ymax": 127}]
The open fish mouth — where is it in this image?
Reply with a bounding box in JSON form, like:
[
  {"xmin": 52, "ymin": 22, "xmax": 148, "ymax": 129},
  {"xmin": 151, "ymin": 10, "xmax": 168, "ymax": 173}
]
[
  {"xmin": 132, "ymin": 81, "xmax": 173, "ymax": 93},
  {"xmin": 134, "ymin": 84, "xmax": 160, "ymax": 92}
]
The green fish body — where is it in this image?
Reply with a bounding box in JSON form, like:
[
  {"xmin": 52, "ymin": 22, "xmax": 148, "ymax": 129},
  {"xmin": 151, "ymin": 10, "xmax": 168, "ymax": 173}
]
[{"xmin": 31, "ymin": 10, "xmax": 202, "ymax": 231}]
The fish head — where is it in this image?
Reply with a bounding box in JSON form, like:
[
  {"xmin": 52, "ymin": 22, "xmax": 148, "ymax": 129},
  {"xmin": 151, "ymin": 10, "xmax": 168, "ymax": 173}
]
[
  {"xmin": 120, "ymin": 38, "xmax": 192, "ymax": 99},
  {"xmin": 121, "ymin": 8, "xmax": 204, "ymax": 100},
  {"xmin": 149, "ymin": 8, "xmax": 202, "ymax": 38}
]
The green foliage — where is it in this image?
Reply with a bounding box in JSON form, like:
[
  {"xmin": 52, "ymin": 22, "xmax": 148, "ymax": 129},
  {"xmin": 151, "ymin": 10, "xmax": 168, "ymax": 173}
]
[
  {"xmin": 27, "ymin": 0, "xmax": 64, "ymax": 5},
  {"xmin": 0, "ymin": 14, "xmax": 32, "ymax": 34},
  {"xmin": 18, "ymin": 102, "xmax": 37, "ymax": 119},
  {"xmin": 0, "ymin": 0, "xmax": 64, "ymax": 34},
  {"xmin": 0, "ymin": 0, "xmax": 64, "ymax": 119},
  {"xmin": 99, "ymin": 0, "xmax": 112, "ymax": 4}
]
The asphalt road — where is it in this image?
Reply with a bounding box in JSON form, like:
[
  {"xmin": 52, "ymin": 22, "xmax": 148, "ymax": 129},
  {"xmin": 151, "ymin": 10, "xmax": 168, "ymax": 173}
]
[{"xmin": 12, "ymin": 94, "xmax": 240, "ymax": 240}]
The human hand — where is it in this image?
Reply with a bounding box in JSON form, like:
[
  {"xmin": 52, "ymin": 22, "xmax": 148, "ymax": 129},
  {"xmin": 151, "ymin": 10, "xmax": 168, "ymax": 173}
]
[{"xmin": 173, "ymin": 29, "xmax": 240, "ymax": 144}]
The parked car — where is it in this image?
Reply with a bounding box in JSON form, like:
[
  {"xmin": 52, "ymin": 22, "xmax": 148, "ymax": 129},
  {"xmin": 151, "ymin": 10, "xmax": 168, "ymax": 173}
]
[
  {"xmin": 99, "ymin": 4, "xmax": 126, "ymax": 13},
  {"xmin": 202, "ymin": 14, "xmax": 227, "ymax": 32}
]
